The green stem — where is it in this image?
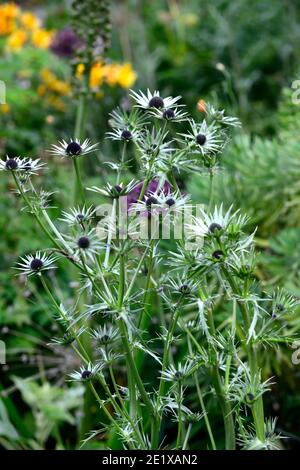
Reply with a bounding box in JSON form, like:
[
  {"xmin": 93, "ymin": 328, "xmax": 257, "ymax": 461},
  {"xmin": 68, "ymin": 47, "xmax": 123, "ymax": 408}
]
[
  {"xmin": 176, "ymin": 381, "xmax": 183, "ymax": 449},
  {"xmin": 206, "ymin": 308, "xmax": 236, "ymax": 450},
  {"xmin": 221, "ymin": 267, "xmax": 265, "ymax": 442},
  {"xmin": 187, "ymin": 336, "xmax": 216, "ymax": 450}
]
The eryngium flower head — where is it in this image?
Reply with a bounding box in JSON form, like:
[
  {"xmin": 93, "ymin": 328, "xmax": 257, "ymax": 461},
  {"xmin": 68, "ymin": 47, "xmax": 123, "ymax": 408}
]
[
  {"xmin": 88, "ymin": 180, "xmax": 138, "ymax": 199},
  {"xmin": 149, "ymin": 106, "xmax": 189, "ymax": 123},
  {"xmin": 179, "ymin": 120, "xmax": 225, "ymax": 155},
  {"xmin": 0, "ymin": 156, "xmax": 45, "ymax": 174},
  {"xmin": 130, "ymin": 89, "xmax": 182, "ymax": 110},
  {"xmin": 16, "ymin": 252, "xmax": 57, "ymax": 276},
  {"xmin": 68, "ymin": 363, "xmax": 101, "ymax": 382},
  {"xmin": 90, "ymin": 325, "xmax": 120, "ymax": 346},
  {"xmin": 49, "ymin": 138, "xmax": 98, "ymax": 158},
  {"xmin": 59, "ymin": 206, "xmax": 96, "ymax": 226},
  {"xmin": 160, "ymin": 361, "xmax": 195, "ymax": 382},
  {"xmin": 106, "ymin": 127, "xmax": 140, "ymax": 142},
  {"xmin": 65, "ymin": 229, "xmax": 103, "ymax": 262}
]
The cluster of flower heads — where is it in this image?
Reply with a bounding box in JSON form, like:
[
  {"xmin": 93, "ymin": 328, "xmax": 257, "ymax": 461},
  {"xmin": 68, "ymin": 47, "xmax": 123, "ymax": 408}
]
[
  {"xmin": 0, "ymin": 2, "xmax": 53, "ymax": 51},
  {"xmin": 3, "ymin": 88, "xmax": 299, "ymax": 451},
  {"xmin": 105, "ymin": 89, "xmax": 241, "ymax": 177}
]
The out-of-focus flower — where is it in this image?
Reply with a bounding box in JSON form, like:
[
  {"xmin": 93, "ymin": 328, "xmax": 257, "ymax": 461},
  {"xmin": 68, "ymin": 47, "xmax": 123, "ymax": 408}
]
[
  {"xmin": 90, "ymin": 62, "xmax": 106, "ymax": 89},
  {"xmin": 50, "ymin": 27, "xmax": 83, "ymax": 58},
  {"xmin": 7, "ymin": 28, "xmax": 27, "ymax": 50},
  {"xmin": 0, "ymin": 3, "xmax": 19, "ymax": 36},
  {"xmin": 38, "ymin": 69, "xmax": 71, "ymax": 111},
  {"xmin": 20, "ymin": 12, "xmax": 40, "ymax": 30},
  {"xmin": 197, "ymin": 99, "xmax": 206, "ymax": 113},
  {"xmin": 0, "ymin": 104, "xmax": 11, "ymax": 114},
  {"xmin": 32, "ymin": 28, "xmax": 53, "ymax": 49},
  {"xmin": 117, "ymin": 63, "xmax": 137, "ymax": 89},
  {"xmin": 84, "ymin": 62, "xmax": 137, "ymax": 90}
]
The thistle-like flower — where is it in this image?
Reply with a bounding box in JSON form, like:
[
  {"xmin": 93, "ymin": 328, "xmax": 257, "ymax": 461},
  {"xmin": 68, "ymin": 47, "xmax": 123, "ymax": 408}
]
[
  {"xmin": 180, "ymin": 120, "xmax": 225, "ymax": 156},
  {"xmin": 16, "ymin": 252, "xmax": 57, "ymax": 276},
  {"xmin": 0, "ymin": 156, "xmax": 45, "ymax": 174},
  {"xmin": 149, "ymin": 106, "xmax": 189, "ymax": 123},
  {"xmin": 160, "ymin": 360, "xmax": 196, "ymax": 383},
  {"xmin": 90, "ymin": 325, "xmax": 120, "ymax": 346},
  {"xmin": 88, "ymin": 180, "xmax": 138, "ymax": 199},
  {"xmin": 59, "ymin": 206, "xmax": 96, "ymax": 227},
  {"xmin": 68, "ymin": 363, "xmax": 101, "ymax": 382},
  {"xmin": 63, "ymin": 229, "xmax": 103, "ymax": 262},
  {"xmin": 106, "ymin": 127, "xmax": 140, "ymax": 142},
  {"xmin": 130, "ymin": 89, "xmax": 182, "ymax": 110},
  {"xmin": 49, "ymin": 138, "xmax": 98, "ymax": 158}
]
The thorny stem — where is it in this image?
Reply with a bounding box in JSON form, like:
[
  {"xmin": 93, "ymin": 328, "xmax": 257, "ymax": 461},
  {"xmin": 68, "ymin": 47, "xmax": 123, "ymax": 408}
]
[
  {"xmin": 221, "ymin": 266, "xmax": 265, "ymax": 443},
  {"xmin": 176, "ymin": 381, "xmax": 183, "ymax": 449},
  {"xmin": 206, "ymin": 307, "xmax": 236, "ymax": 450},
  {"xmin": 73, "ymin": 93, "xmax": 87, "ymax": 205},
  {"xmin": 40, "ymin": 246, "xmax": 145, "ymax": 447},
  {"xmin": 187, "ymin": 335, "xmax": 217, "ymax": 450},
  {"xmin": 104, "ymin": 142, "xmax": 127, "ymax": 268}
]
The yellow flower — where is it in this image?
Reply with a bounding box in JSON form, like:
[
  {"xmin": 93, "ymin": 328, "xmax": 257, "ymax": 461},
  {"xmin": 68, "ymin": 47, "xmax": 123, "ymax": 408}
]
[
  {"xmin": 0, "ymin": 103, "xmax": 11, "ymax": 114},
  {"xmin": 37, "ymin": 84, "xmax": 47, "ymax": 97},
  {"xmin": 117, "ymin": 63, "xmax": 137, "ymax": 89},
  {"xmin": 21, "ymin": 12, "xmax": 40, "ymax": 30},
  {"xmin": 0, "ymin": 3, "xmax": 19, "ymax": 36},
  {"xmin": 103, "ymin": 63, "xmax": 121, "ymax": 87},
  {"xmin": 76, "ymin": 63, "xmax": 85, "ymax": 77},
  {"xmin": 31, "ymin": 28, "xmax": 53, "ymax": 49},
  {"xmin": 7, "ymin": 29, "xmax": 27, "ymax": 50},
  {"xmin": 89, "ymin": 62, "xmax": 105, "ymax": 89}
]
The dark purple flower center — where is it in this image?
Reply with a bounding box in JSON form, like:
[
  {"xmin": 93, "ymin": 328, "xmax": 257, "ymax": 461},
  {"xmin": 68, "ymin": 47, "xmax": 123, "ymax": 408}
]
[
  {"xmin": 5, "ymin": 158, "xmax": 18, "ymax": 170},
  {"xmin": 212, "ymin": 250, "xmax": 224, "ymax": 260},
  {"xmin": 209, "ymin": 223, "xmax": 222, "ymax": 233},
  {"xmin": 166, "ymin": 198, "xmax": 175, "ymax": 207},
  {"xmin": 78, "ymin": 236, "xmax": 90, "ymax": 249},
  {"xmin": 196, "ymin": 134, "xmax": 206, "ymax": 146},
  {"xmin": 81, "ymin": 370, "xmax": 92, "ymax": 379},
  {"xmin": 149, "ymin": 96, "xmax": 164, "ymax": 109},
  {"xmin": 163, "ymin": 108, "xmax": 175, "ymax": 119},
  {"xmin": 66, "ymin": 142, "xmax": 82, "ymax": 156},
  {"xmin": 30, "ymin": 258, "xmax": 44, "ymax": 271},
  {"xmin": 146, "ymin": 196, "xmax": 158, "ymax": 207},
  {"xmin": 121, "ymin": 129, "xmax": 133, "ymax": 141}
]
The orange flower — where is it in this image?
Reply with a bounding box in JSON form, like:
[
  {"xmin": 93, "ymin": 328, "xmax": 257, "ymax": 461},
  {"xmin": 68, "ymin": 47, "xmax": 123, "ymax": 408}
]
[
  {"xmin": 197, "ymin": 99, "xmax": 206, "ymax": 113},
  {"xmin": 0, "ymin": 3, "xmax": 19, "ymax": 36}
]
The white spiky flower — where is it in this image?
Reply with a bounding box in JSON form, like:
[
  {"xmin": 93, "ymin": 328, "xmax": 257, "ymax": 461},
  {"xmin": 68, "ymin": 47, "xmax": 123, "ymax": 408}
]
[
  {"xmin": 64, "ymin": 229, "xmax": 103, "ymax": 263},
  {"xmin": 16, "ymin": 252, "xmax": 57, "ymax": 276},
  {"xmin": 68, "ymin": 363, "xmax": 102, "ymax": 382},
  {"xmin": 180, "ymin": 120, "xmax": 225, "ymax": 155},
  {"xmin": 0, "ymin": 156, "xmax": 45, "ymax": 174},
  {"xmin": 90, "ymin": 325, "xmax": 120, "ymax": 346},
  {"xmin": 106, "ymin": 127, "xmax": 141, "ymax": 142},
  {"xmin": 130, "ymin": 89, "xmax": 182, "ymax": 110},
  {"xmin": 59, "ymin": 206, "xmax": 96, "ymax": 226},
  {"xmin": 160, "ymin": 360, "xmax": 196, "ymax": 382},
  {"xmin": 88, "ymin": 180, "xmax": 138, "ymax": 198},
  {"xmin": 49, "ymin": 138, "xmax": 98, "ymax": 158},
  {"xmin": 148, "ymin": 106, "xmax": 189, "ymax": 123}
]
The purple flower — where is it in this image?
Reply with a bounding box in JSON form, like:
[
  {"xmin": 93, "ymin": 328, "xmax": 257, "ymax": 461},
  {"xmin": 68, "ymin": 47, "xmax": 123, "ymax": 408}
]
[
  {"xmin": 127, "ymin": 179, "xmax": 172, "ymax": 208},
  {"xmin": 50, "ymin": 28, "xmax": 83, "ymax": 58}
]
